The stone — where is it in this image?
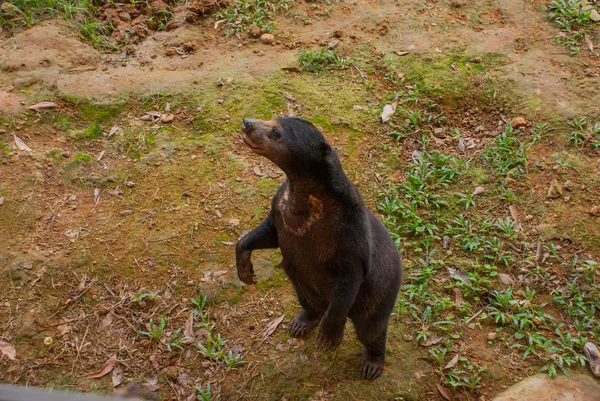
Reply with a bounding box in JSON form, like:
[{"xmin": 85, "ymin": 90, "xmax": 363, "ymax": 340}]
[
  {"xmin": 260, "ymin": 33, "xmax": 275, "ymax": 45},
  {"xmin": 487, "ymin": 332, "xmax": 498, "ymax": 341},
  {"xmin": 250, "ymin": 26, "xmax": 262, "ymax": 38},
  {"xmin": 160, "ymin": 366, "xmax": 179, "ymax": 380},
  {"xmin": 160, "ymin": 113, "xmax": 175, "ymax": 123},
  {"xmin": 511, "ymin": 116, "xmax": 527, "ymax": 129},
  {"xmin": 536, "ymin": 224, "xmax": 562, "ymax": 241},
  {"xmin": 590, "ymin": 9, "xmax": 600, "ymax": 22},
  {"xmin": 327, "ymin": 38, "xmax": 341, "ymax": 49},
  {"xmin": 118, "ymin": 12, "xmax": 131, "ymax": 22},
  {"xmin": 492, "ymin": 373, "xmax": 600, "ymax": 401},
  {"xmin": 547, "ymin": 179, "xmax": 563, "ymax": 199},
  {"xmin": 182, "ymin": 41, "xmax": 199, "ymax": 53},
  {"xmin": 564, "ymin": 180, "xmax": 574, "ymax": 191},
  {"xmin": 165, "ymin": 48, "xmax": 176, "ymax": 56},
  {"xmin": 587, "ymin": 206, "xmax": 600, "ymax": 217}
]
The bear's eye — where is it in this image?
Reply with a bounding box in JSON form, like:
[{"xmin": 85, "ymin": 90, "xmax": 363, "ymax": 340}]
[{"xmin": 270, "ymin": 127, "xmax": 282, "ymax": 140}]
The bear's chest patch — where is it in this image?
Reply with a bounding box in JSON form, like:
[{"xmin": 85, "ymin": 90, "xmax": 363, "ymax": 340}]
[{"xmin": 278, "ymin": 188, "xmax": 324, "ymax": 236}]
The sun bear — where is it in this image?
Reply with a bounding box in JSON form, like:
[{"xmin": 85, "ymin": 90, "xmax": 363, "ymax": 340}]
[{"xmin": 235, "ymin": 116, "xmax": 402, "ymax": 379}]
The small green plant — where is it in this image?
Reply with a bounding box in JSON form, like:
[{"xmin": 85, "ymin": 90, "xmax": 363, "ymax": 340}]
[
  {"xmin": 548, "ymin": 0, "xmax": 592, "ymax": 55},
  {"xmin": 74, "ymin": 152, "xmax": 92, "ymax": 163},
  {"xmin": 194, "ymin": 382, "xmax": 219, "ymax": 401},
  {"xmin": 223, "ymin": 350, "xmax": 247, "ymax": 368},
  {"xmin": 191, "ymin": 296, "xmax": 209, "ymax": 321},
  {"xmin": 166, "ymin": 329, "xmax": 185, "ymax": 352},
  {"xmin": 215, "ymin": 0, "xmax": 292, "ymax": 35},
  {"xmin": 482, "ymin": 124, "xmax": 529, "ymax": 177},
  {"xmin": 298, "ymin": 48, "xmax": 350, "ymax": 73},
  {"xmin": 138, "ymin": 316, "xmax": 167, "ymax": 340},
  {"xmin": 131, "ymin": 291, "xmax": 160, "ymax": 303}
]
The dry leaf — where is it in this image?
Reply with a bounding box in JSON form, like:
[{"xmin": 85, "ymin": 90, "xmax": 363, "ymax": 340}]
[
  {"xmin": 411, "ymin": 150, "xmax": 423, "ymax": 164},
  {"xmin": 454, "ymin": 288, "xmax": 463, "ymax": 308},
  {"xmin": 380, "ymin": 103, "xmax": 396, "ymax": 123},
  {"xmin": 471, "ymin": 186, "xmax": 484, "ymax": 196},
  {"xmin": 253, "ymin": 166, "xmax": 263, "ymax": 176},
  {"xmin": 94, "ymin": 188, "xmax": 101, "ymax": 203},
  {"xmin": 112, "ymin": 365, "xmax": 123, "ymax": 387},
  {"xmin": 447, "ymin": 267, "xmax": 472, "ymax": 286},
  {"xmin": 108, "ymin": 125, "xmax": 119, "ymax": 138},
  {"xmin": 498, "ymin": 273, "xmax": 515, "ymax": 286},
  {"xmin": 57, "ymin": 325, "xmax": 72, "ymax": 336},
  {"xmin": 458, "ymin": 138, "xmax": 465, "ymax": 152},
  {"xmin": 28, "ymin": 101, "xmax": 57, "ymax": 110},
  {"xmin": 150, "ymin": 354, "xmax": 160, "ymax": 370},
  {"xmin": 585, "ymin": 35, "xmax": 594, "ymax": 54},
  {"xmin": 437, "ymin": 383, "xmax": 452, "ymax": 400},
  {"xmin": 14, "ymin": 135, "xmax": 32, "ymax": 152},
  {"xmin": 421, "ymin": 336, "xmax": 443, "ymax": 347},
  {"xmin": 182, "ymin": 313, "xmax": 194, "ymax": 344},
  {"xmin": 261, "ymin": 315, "xmax": 285, "ymax": 339},
  {"xmin": 141, "ymin": 375, "xmax": 159, "ymax": 392},
  {"xmin": 394, "ymin": 51, "xmax": 410, "ymax": 56},
  {"xmin": 88, "ymin": 355, "xmax": 117, "ymax": 379},
  {"xmin": 444, "ymin": 354, "xmax": 460, "ymax": 370},
  {"xmin": 97, "ymin": 150, "xmax": 105, "ymax": 161},
  {"xmin": 0, "ymin": 339, "xmax": 16, "ymax": 360},
  {"xmin": 97, "ymin": 313, "xmax": 114, "ymax": 333},
  {"xmin": 220, "ymin": 241, "xmax": 235, "ymax": 246}
]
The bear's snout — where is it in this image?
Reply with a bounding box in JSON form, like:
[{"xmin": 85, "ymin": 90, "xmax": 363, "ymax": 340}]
[{"xmin": 242, "ymin": 118, "xmax": 258, "ymax": 133}]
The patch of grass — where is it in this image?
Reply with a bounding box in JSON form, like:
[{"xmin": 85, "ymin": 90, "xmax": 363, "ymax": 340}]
[
  {"xmin": 568, "ymin": 117, "xmax": 600, "ymax": 148},
  {"xmin": 0, "ymin": 0, "xmax": 117, "ymax": 49},
  {"xmin": 548, "ymin": 0, "xmax": 593, "ymax": 55},
  {"xmin": 79, "ymin": 19, "xmax": 116, "ymax": 50},
  {"xmin": 73, "ymin": 152, "xmax": 92, "ymax": 163},
  {"xmin": 298, "ymin": 48, "xmax": 351, "ymax": 74},
  {"xmin": 377, "ymin": 76, "xmax": 600, "ymax": 397},
  {"xmin": 76, "ymin": 124, "xmax": 103, "ymax": 140},
  {"xmin": 482, "ymin": 124, "xmax": 530, "ymax": 177},
  {"xmin": 215, "ymin": 0, "xmax": 293, "ymax": 35}
]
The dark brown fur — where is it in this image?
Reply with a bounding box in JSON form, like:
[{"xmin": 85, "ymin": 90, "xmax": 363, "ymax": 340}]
[{"xmin": 236, "ymin": 116, "xmax": 403, "ymax": 379}]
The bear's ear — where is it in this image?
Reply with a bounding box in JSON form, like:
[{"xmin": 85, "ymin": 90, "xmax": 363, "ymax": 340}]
[{"xmin": 320, "ymin": 141, "xmax": 332, "ymax": 157}]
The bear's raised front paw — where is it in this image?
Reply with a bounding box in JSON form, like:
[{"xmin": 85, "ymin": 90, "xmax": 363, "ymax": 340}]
[{"xmin": 236, "ymin": 252, "xmax": 256, "ymax": 285}]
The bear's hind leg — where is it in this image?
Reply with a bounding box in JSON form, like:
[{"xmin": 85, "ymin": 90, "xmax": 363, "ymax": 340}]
[{"xmin": 353, "ymin": 314, "xmax": 390, "ymax": 380}]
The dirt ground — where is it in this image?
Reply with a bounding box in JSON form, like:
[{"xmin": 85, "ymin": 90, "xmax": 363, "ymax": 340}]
[{"xmin": 1, "ymin": 0, "xmax": 600, "ymax": 400}]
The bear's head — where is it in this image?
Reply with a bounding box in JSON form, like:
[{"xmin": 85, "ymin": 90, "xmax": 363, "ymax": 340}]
[{"xmin": 241, "ymin": 116, "xmax": 335, "ymax": 177}]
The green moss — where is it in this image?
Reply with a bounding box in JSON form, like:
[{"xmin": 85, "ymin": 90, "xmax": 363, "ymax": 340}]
[
  {"xmin": 76, "ymin": 124, "xmax": 103, "ymax": 140},
  {"xmin": 257, "ymin": 178, "xmax": 280, "ymax": 197},
  {"xmin": 53, "ymin": 114, "xmax": 72, "ymax": 131},
  {"xmin": 74, "ymin": 152, "xmax": 92, "ymax": 163}
]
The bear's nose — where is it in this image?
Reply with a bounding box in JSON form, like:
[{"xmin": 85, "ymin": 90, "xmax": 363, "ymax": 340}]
[{"xmin": 242, "ymin": 118, "xmax": 256, "ymax": 132}]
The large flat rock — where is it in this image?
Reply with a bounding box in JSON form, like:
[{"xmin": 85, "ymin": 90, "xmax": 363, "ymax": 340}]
[{"xmin": 493, "ymin": 373, "xmax": 600, "ymax": 401}]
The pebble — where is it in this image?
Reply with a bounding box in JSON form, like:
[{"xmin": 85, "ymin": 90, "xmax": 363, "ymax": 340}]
[
  {"xmin": 564, "ymin": 180, "xmax": 574, "ymax": 191},
  {"xmin": 118, "ymin": 12, "xmax": 131, "ymax": 22},
  {"xmin": 160, "ymin": 114, "xmax": 175, "ymax": 123},
  {"xmin": 260, "ymin": 33, "xmax": 275, "ymax": 45},
  {"xmin": 327, "ymin": 38, "xmax": 341, "ymax": 49},
  {"xmin": 590, "ymin": 9, "xmax": 600, "ymax": 22},
  {"xmin": 511, "ymin": 116, "xmax": 527, "ymax": 129},
  {"xmin": 547, "ymin": 179, "xmax": 563, "ymax": 199},
  {"xmin": 487, "ymin": 332, "xmax": 498, "ymax": 341},
  {"xmin": 250, "ymin": 26, "xmax": 262, "ymax": 38}
]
